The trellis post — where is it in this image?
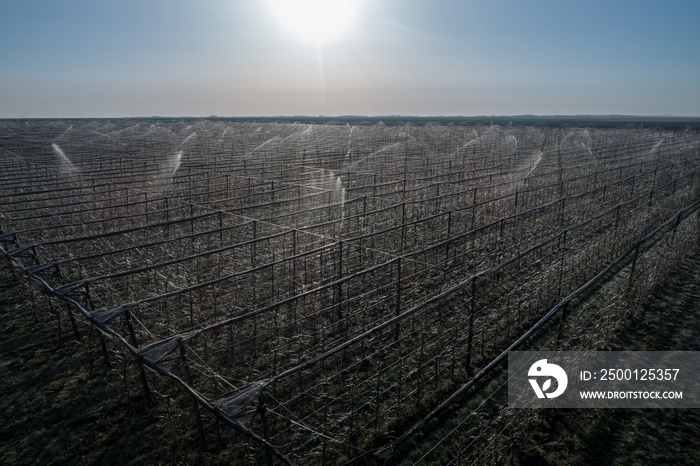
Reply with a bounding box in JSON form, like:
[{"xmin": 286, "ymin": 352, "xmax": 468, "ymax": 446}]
[{"xmin": 124, "ymin": 311, "xmax": 152, "ymax": 406}]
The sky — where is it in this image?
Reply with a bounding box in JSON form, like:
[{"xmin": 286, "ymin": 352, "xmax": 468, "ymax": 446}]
[{"xmin": 1, "ymin": 0, "xmax": 699, "ymax": 118}]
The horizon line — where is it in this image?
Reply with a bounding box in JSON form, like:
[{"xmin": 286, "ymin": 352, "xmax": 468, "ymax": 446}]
[{"xmin": 3, "ymin": 114, "xmax": 700, "ymax": 120}]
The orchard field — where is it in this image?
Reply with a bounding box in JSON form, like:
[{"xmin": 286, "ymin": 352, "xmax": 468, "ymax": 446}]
[{"xmin": 1, "ymin": 118, "xmax": 698, "ymax": 464}]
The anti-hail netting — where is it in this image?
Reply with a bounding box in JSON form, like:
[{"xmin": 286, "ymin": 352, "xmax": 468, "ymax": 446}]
[{"xmin": 1, "ymin": 119, "xmax": 699, "ymax": 464}]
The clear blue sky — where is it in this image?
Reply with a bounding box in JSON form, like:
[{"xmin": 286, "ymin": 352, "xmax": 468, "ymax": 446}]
[{"xmin": 1, "ymin": 0, "xmax": 699, "ymax": 117}]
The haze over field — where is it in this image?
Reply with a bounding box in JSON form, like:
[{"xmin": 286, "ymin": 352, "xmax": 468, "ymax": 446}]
[{"xmin": 1, "ymin": 0, "xmax": 699, "ymax": 118}]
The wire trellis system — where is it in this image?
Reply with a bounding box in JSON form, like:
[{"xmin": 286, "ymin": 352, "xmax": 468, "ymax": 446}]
[{"xmin": 1, "ymin": 119, "xmax": 698, "ymax": 464}]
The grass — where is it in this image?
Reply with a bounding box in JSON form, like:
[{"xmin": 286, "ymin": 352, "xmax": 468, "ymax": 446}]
[
  {"xmin": 0, "ymin": 256, "xmax": 245, "ymax": 465},
  {"xmin": 517, "ymin": 246, "xmax": 700, "ymax": 466},
  {"xmin": 2, "ymin": 243, "xmax": 699, "ymax": 465}
]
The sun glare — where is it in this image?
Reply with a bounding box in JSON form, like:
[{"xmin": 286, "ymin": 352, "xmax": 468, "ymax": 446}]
[{"xmin": 271, "ymin": 0, "xmax": 360, "ymax": 42}]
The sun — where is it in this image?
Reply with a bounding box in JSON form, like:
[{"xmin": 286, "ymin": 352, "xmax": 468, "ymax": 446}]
[{"xmin": 270, "ymin": 0, "xmax": 360, "ymax": 42}]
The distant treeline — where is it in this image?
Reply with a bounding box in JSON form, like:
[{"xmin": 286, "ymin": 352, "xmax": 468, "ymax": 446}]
[
  {"xmin": 5, "ymin": 115, "xmax": 700, "ymax": 131},
  {"xmin": 247, "ymin": 115, "xmax": 700, "ymax": 130}
]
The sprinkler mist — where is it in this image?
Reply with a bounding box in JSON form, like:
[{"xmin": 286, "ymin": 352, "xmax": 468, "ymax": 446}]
[{"xmin": 52, "ymin": 143, "xmax": 78, "ymax": 174}]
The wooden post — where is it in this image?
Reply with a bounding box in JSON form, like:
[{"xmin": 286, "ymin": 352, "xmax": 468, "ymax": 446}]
[
  {"xmin": 445, "ymin": 211, "xmax": 452, "ymax": 265},
  {"xmin": 559, "ymin": 197, "xmax": 566, "ymax": 228},
  {"xmin": 252, "ymin": 221, "xmax": 258, "ymax": 267},
  {"xmin": 219, "ymin": 210, "xmax": 223, "ymax": 248},
  {"xmin": 466, "ymin": 278, "xmax": 476, "ymax": 372},
  {"xmin": 64, "ymin": 302, "xmax": 82, "ymax": 341},
  {"xmin": 336, "ymin": 241, "xmax": 344, "ymax": 324},
  {"xmin": 612, "ymin": 205, "xmax": 622, "ymax": 258},
  {"xmin": 628, "ymin": 244, "xmax": 641, "ymax": 288},
  {"xmin": 557, "ymin": 301, "xmax": 569, "ymax": 346},
  {"xmin": 124, "ymin": 311, "xmax": 152, "ymax": 406},
  {"xmin": 470, "ymin": 187, "xmax": 477, "ymax": 230},
  {"xmin": 557, "ymin": 230, "xmax": 568, "ymax": 298},
  {"xmin": 258, "ymin": 393, "xmax": 274, "ymax": 466},
  {"xmin": 400, "ymin": 202, "xmax": 406, "ymax": 253},
  {"xmin": 48, "ymin": 298, "xmax": 63, "ymax": 345},
  {"xmin": 180, "ymin": 345, "xmax": 206, "ymax": 446},
  {"xmin": 394, "ymin": 258, "xmax": 402, "ymax": 342}
]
